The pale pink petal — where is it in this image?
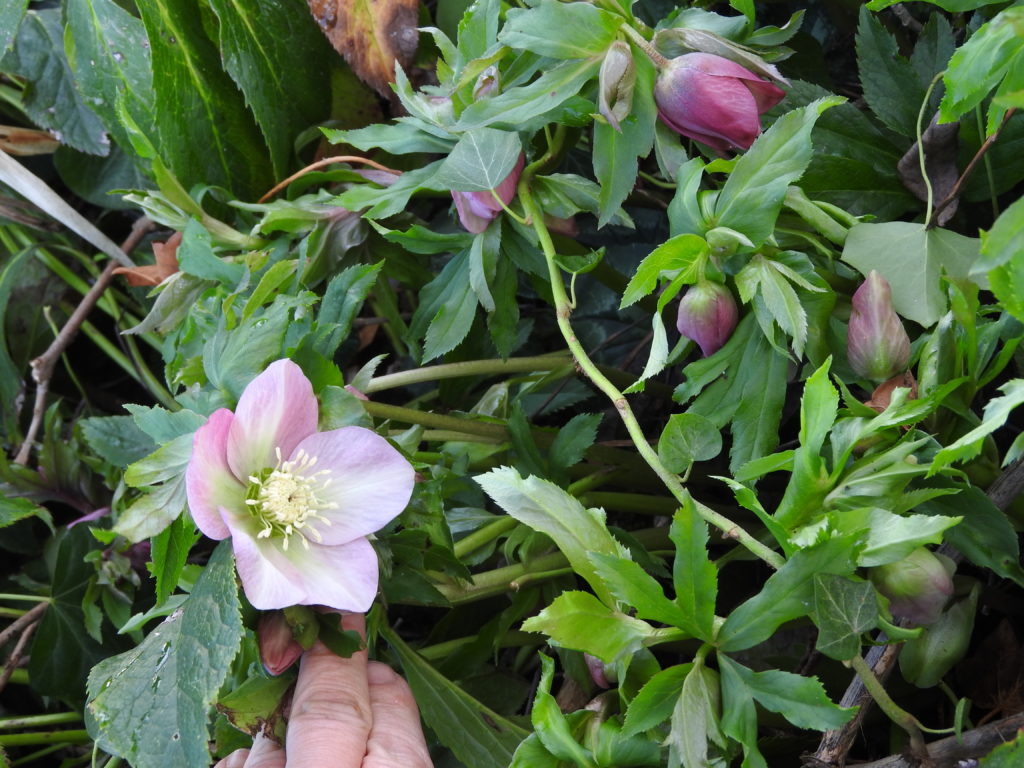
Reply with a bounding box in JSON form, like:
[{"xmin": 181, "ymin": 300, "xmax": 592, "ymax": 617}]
[
  {"xmin": 231, "ymin": 524, "xmax": 379, "ymax": 611},
  {"xmin": 291, "ymin": 427, "xmax": 415, "ymax": 545},
  {"xmin": 186, "ymin": 409, "xmax": 243, "ymax": 540},
  {"xmin": 227, "ymin": 359, "xmax": 318, "ymax": 480},
  {"xmin": 453, "ymin": 191, "xmax": 495, "ymax": 233}
]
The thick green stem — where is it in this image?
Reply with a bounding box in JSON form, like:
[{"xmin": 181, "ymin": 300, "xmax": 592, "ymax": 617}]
[
  {"xmin": 848, "ymin": 654, "xmax": 929, "ymax": 755},
  {"xmin": 365, "ymin": 356, "xmax": 571, "ymax": 394},
  {"xmin": 453, "ymin": 517, "xmax": 518, "ymax": 560},
  {"xmin": 418, "ymin": 630, "xmax": 537, "ymax": 661},
  {"xmin": 0, "ymin": 729, "xmax": 91, "ymax": 746},
  {"xmin": 364, "ymin": 401, "xmax": 507, "ymax": 440},
  {"xmin": 518, "ymin": 180, "xmax": 784, "ymax": 570},
  {"xmin": 0, "ymin": 712, "xmax": 81, "ymax": 731},
  {"xmin": 580, "ymin": 491, "xmax": 679, "ymax": 516},
  {"xmin": 621, "ymin": 23, "xmax": 669, "ymax": 68}
]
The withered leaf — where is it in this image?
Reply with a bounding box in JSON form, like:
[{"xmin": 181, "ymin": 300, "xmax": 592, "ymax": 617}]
[
  {"xmin": 307, "ymin": 0, "xmax": 418, "ymax": 98},
  {"xmin": 113, "ymin": 231, "xmax": 182, "ymax": 287},
  {"xmin": 0, "ymin": 125, "xmax": 59, "ymax": 156}
]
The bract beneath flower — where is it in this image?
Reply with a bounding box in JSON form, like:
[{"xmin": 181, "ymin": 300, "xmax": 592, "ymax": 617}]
[{"xmin": 185, "ymin": 359, "xmax": 415, "ymax": 611}]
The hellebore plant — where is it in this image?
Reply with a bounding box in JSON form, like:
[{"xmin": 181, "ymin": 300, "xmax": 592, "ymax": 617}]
[
  {"xmin": 871, "ymin": 548, "xmax": 955, "ymax": 627},
  {"xmin": 677, "ymin": 279, "xmax": 739, "ymax": 357},
  {"xmin": 848, "ymin": 270, "xmax": 912, "ymax": 382},
  {"xmin": 185, "ymin": 359, "xmax": 415, "ymax": 611},
  {"xmin": 452, "ymin": 153, "xmax": 525, "ymax": 233},
  {"xmin": 654, "ymin": 52, "xmax": 785, "ymax": 152}
]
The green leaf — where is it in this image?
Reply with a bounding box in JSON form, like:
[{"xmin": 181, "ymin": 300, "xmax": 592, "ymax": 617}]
[
  {"xmin": 589, "ymin": 553, "xmax": 687, "ymax": 628},
  {"xmin": 469, "ymin": 225, "xmax": 499, "ymax": 311},
  {"xmin": 65, "ymin": 0, "xmax": 156, "ymax": 158},
  {"xmin": 855, "ymin": 6, "xmax": 926, "ymax": 136},
  {"xmin": 150, "ymin": 513, "xmax": 199, "ymax": 606},
  {"xmin": 135, "ymin": 0, "xmax": 272, "ymax": 197},
  {"xmin": 124, "ymin": 405, "xmax": 206, "ymax": 444},
  {"xmin": 620, "ymin": 234, "xmax": 707, "ymax": 309},
  {"xmin": 976, "ymin": 195, "xmax": 1024, "ymax": 306},
  {"xmin": 422, "ymin": 258, "xmax": 478, "ymax": 362},
  {"xmin": 735, "ymin": 254, "xmax": 808, "ymax": 357},
  {"xmin": 476, "ymin": 467, "xmax": 629, "ymax": 607},
  {"xmin": 728, "ymin": 330, "xmax": 789, "ymax": 472},
  {"xmin": 500, "ymin": 2, "xmax": 620, "ymax": 60},
  {"xmin": 713, "ymin": 97, "xmax": 841, "ymax": 246},
  {"xmin": 621, "ymin": 664, "xmax": 692, "ymax": 738},
  {"xmin": 382, "ymin": 624, "xmax": 528, "ymax": 768},
  {"xmin": 374, "ymin": 223, "xmax": 474, "ymax": 255},
  {"xmin": 799, "ymin": 359, "xmax": 838, "ymax": 456},
  {"xmin": 717, "ymin": 656, "xmax": 855, "ymax": 731},
  {"xmin": 80, "ymin": 415, "xmax": 156, "ymax": 467},
  {"xmin": 531, "ymin": 654, "xmax": 596, "ymax": 766},
  {"xmin": 719, "ymin": 536, "xmax": 858, "ymax": 652},
  {"xmin": 842, "ymin": 222, "xmax": 981, "ymax": 328},
  {"xmin": 669, "ymin": 499, "xmax": 718, "ymax": 642},
  {"xmin": 812, "ymin": 574, "xmax": 878, "ymax": 660},
  {"xmin": 521, "ymin": 591, "xmax": 654, "ymax": 664},
  {"xmin": 434, "ymin": 128, "xmax": 522, "ymax": 192},
  {"xmin": 313, "ymin": 262, "xmax": 384, "ymax": 358},
  {"xmin": 0, "ymin": 0, "xmax": 26, "ymax": 57},
  {"xmin": 0, "ymin": 496, "xmax": 50, "ymax": 529},
  {"xmin": 868, "ymin": 0, "xmax": 1005, "ymax": 11},
  {"xmin": 328, "ymin": 121, "xmax": 456, "ymax": 155},
  {"xmin": 336, "ymin": 160, "xmax": 445, "ymax": 219},
  {"xmin": 549, "ymin": 413, "xmax": 602, "ymax": 472},
  {"xmin": 593, "ymin": 51, "xmax": 656, "ymax": 227},
  {"xmin": 658, "ymin": 413, "xmax": 722, "ymax": 474},
  {"xmin": 625, "ymin": 311, "xmax": 670, "ymax": 393},
  {"xmin": 979, "ymin": 730, "xmax": 1024, "ymax": 767},
  {"xmin": 457, "ymin": 57, "xmax": 600, "ymax": 130},
  {"xmin": 717, "ymin": 655, "xmax": 767, "ymax": 768},
  {"xmin": 177, "ymin": 218, "xmax": 245, "ymax": 285},
  {"xmin": 932, "ymin": 379, "xmax": 1024, "ymax": 475},
  {"xmin": 2, "ymin": 9, "xmax": 109, "ymax": 154},
  {"xmin": 856, "ymin": 509, "xmax": 962, "ymax": 567},
  {"xmin": 207, "ymin": 0, "xmax": 332, "ymax": 177},
  {"xmin": 668, "ymin": 666, "xmax": 719, "ymax": 768},
  {"xmin": 86, "ymin": 543, "xmax": 242, "ymax": 768},
  {"xmin": 0, "ymin": 249, "xmax": 30, "ymax": 436}
]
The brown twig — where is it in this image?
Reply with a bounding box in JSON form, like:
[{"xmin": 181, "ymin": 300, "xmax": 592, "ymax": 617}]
[
  {"xmin": 0, "ymin": 612, "xmax": 42, "ymax": 694},
  {"xmin": 257, "ymin": 155, "xmax": 401, "ymax": 203},
  {"xmin": 927, "ymin": 108, "xmax": 1016, "ymax": 229},
  {"xmin": 0, "ymin": 602, "xmax": 47, "ymax": 649},
  {"xmin": 13, "ymin": 217, "xmax": 153, "ymax": 465}
]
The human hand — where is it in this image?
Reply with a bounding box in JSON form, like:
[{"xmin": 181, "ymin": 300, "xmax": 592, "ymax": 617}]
[{"xmin": 214, "ymin": 614, "xmax": 432, "ymax": 768}]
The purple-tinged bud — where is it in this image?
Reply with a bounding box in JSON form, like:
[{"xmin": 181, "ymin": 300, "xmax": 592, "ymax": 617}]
[
  {"xmin": 599, "ymin": 42, "xmax": 636, "ymax": 132},
  {"xmin": 473, "ymin": 66, "xmax": 499, "ymax": 101},
  {"xmin": 871, "ymin": 548, "xmax": 955, "ymax": 627},
  {"xmin": 258, "ymin": 611, "xmax": 304, "ymax": 676},
  {"xmin": 585, "ymin": 653, "xmax": 612, "ymax": 689},
  {"xmin": 848, "ymin": 271, "xmax": 911, "ymax": 382},
  {"xmin": 676, "ymin": 280, "xmax": 739, "ymax": 357},
  {"xmin": 452, "ymin": 153, "xmax": 525, "ymax": 234},
  {"xmin": 654, "ymin": 53, "xmax": 785, "ymax": 153}
]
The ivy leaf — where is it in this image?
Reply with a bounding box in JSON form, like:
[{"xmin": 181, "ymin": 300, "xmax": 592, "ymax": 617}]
[
  {"xmin": 842, "ymin": 221, "xmax": 981, "ymax": 328},
  {"xmin": 812, "ymin": 574, "xmax": 878, "ymax": 660},
  {"xmin": 86, "ymin": 542, "xmax": 242, "ymax": 768}
]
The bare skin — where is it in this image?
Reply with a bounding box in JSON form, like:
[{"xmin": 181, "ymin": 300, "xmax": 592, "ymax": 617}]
[{"xmin": 214, "ymin": 614, "xmax": 433, "ymax": 768}]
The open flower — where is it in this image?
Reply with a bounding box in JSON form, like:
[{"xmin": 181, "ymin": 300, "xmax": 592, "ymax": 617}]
[{"xmin": 185, "ymin": 359, "xmax": 414, "ymax": 611}]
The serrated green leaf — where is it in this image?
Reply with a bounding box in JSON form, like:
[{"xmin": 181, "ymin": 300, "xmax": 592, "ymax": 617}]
[
  {"xmin": 931, "ymin": 379, "xmax": 1024, "ymax": 474},
  {"xmin": 0, "ymin": 0, "xmax": 26, "ymax": 57},
  {"xmin": 313, "ymin": 262, "xmax": 384, "ymax": 358},
  {"xmin": 621, "ymin": 234, "xmax": 707, "ymax": 309},
  {"xmin": 857, "ymin": 510, "xmax": 962, "ymax": 567},
  {"xmin": 80, "ymin": 415, "xmax": 155, "ymax": 467},
  {"xmin": 435, "ymin": 128, "xmax": 521, "ymax": 192},
  {"xmin": 855, "ymin": 6, "xmax": 926, "ymax": 136},
  {"xmin": 669, "ymin": 499, "xmax": 718, "ymax": 642},
  {"xmin": 0, "ymin": 496, "xmax": 49, "ymax": 529},
  {"xmin": 589, "ymin": 553, "xmax": 687, "ymax": 628},
  {"xmin": 500, "ymin": 2, "xmax": 620, "ymax": 60},
  {"xmin": 621, "ymin": 664, "xmax": 692, "ymax": 738},
  {"xmin": 328, "ymin": 121, "xmax": 456, "ymax": 155},
  {"xmin": 86, "ymin": 542, "xmax": 242, "ymax": 768},
  {"xmin": 150, "ymin": 513, "xmax": 199, "ymax": 606},
  {"xmin": 521, "ymin": 591, "xmax": 654, "ymax": 663},
  {"xmin": 549, "ymin": 413, "xmax": 602, "ymax": 471}
]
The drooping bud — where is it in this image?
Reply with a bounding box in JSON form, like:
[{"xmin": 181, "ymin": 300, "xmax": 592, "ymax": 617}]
[
  {"xmin": 654, "ymin": 53, "xmax": 785, "ymax": 153},
  {"xmin": 584, "ymin": 653, "xmax": 613, "ymax": 689},
  {"xmin": 900, "ymin": 582, "xmax": 979, "ymax": 688},
  {"xmin": 598, "ymin": 41, "xmax": 636, "ymax": 132},
  {"xmin": 871, "ymin": 548, "xmax": 955, "ymax": 627},
  {"xmin": 676, "ymin": 280, "xmax": 739, "ymax": 357},
  {"xmin": 452, "ymin": 153, "xmax": 525, "ymax": 234},
  {"xmin": 258, "ymin": 611, "xmax": 304, "ymax": 676},
  {"xmin": 847, "ymin": 271, "xmax": 911, "ymax": 382},
  {"xmin": 473, "ymin": 65, "xmax": 499, "ymax": 101}
]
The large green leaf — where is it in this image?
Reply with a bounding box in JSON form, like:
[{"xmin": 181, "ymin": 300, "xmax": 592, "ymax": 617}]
[
  {"xmin": 86, "ymin": 543, "xmax": 242, "ymax": 768},
  {"xmin": 842, "ymin": 222, "xmax": 981, "ymax": 327},
  {"xmin": 434, "ymin": 128, "xmax": 522, "ymax": 191},
  {"xmin": 207, "ymin": 0, "xmax": 333, "ymax": 178},
  {"xmin": 383, "ymin": 625, "xmax": 528, "ymax": 768},
  {"xmin": 0, "ymin": 0, "xmax": 27, "ymax": 57},
  {"xmin": 499, "ymin": 1, "xmax": 620, "ymax": 60},
  {"xmin": 2, "ymin": 8, "xmax": 109, "ymax": 154},
  {"xmin": 669, "ymin": 499, "xmax": 718, "ymax": 642},
  {"xmin": 135, "ymin": 0, "xmax": 273, "ymax": 197},
  {"xmin": 855, "ymin": 5, "xmax": 926, "ymax": 136}
]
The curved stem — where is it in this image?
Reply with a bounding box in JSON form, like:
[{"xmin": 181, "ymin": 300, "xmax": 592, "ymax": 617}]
[
  {"xmin": 620, "ymin": 23, "xmax": 669, "ymax": 68},
  {"xmin": 916, "ymin": 72, "xmax": 945, "ymax": 229},
  {"xmin": 365, "ymin": 355, "xmax": 571, "ymax": 394},
  {"xmin": 518, "ymin": 177, "xmax": 784, "ymax": 570}
]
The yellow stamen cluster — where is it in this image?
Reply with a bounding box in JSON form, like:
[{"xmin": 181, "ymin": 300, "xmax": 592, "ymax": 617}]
[{"xmin": 246, "ymin": 448, "xmax": 335, "ymax": 550}]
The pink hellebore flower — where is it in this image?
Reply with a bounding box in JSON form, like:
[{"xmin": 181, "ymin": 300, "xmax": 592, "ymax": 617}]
[
  {"xmin": 452, "ymin": 154, "xmax": 525, "ymax": 234},
  {"xmin": 654, "ymin": 53, "xmax": 785, "ymax": 153},
  {"xmin": 185, "ymin": 359, "xmax": 414, "ymax": 611},
  {"xmin": 848, "ymin": 270, "xmax": 912, "ymax": 383}
]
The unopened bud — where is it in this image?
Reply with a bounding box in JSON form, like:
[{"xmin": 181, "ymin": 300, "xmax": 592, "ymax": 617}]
[
  {"xmin": 676, "ymin": 280, "xmax": 739, "ymax": 357},
  {"xmin": 871, "ymin": 548, "xmax": 954, "ymax": 627},
  {"xmin": 847, "ymin": 271, "xmax": 911, "ymax": 382},
  {"xmin": 473, "ymin": 66, "xmax": 499, "ymax": 101},
  {"xmin": 584, "ymin": 653, "xmax": 614, "ymax": 688},
  {"xmin": 598, "ymin": 42, "xmax": 636, "ymax": 132},
  {"xmin": 258, "ymin": 611, "xmax": 304, "ymax": 676}
]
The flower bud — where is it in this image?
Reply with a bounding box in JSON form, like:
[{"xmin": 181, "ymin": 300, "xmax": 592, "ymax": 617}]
[
  {"xmin": 676, "ymin": 280, "xmax": 739, "ymax": 357},
  {"xmin": 900, "ymin": 582, "xmax": 979, "ymax": 688},
  {"xmin": 473, "ymin": 65, "xmax": 499, "ymax": 101},
  {"xmin": 452, "ymin": 153, "xmax": 525, "ymax": 234},
  {"xmin": 258, "ymin": 611, "xmax": 304, "ymax": 676},
  {"xmin": 598, "ymin": 41, "xmax": 635, "ymax": 132},
  {"xmin": 654, "ymin": 53, "xmax": 785, "ymax": 153},
  {"xmin": 871, "ymin": 548, "xmax": 954, "ymax": 626},
  {"xmin": 584, "ymin": 653, "xmax": 615, "ymax": 688},
  {"xmin": 847, "ymin": 271, "xmax": 911, "ymax": 382}
]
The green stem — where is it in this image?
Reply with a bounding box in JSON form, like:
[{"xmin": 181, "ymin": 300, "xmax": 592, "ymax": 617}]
[
  {"xmin": 0, "ymin": 607, "xmax": 26, "ymax": 618},
  {"xmin": 6, "ymin": 669, "xmax": 29, "ymax": 685},
  {"xmin": 489, "ymin": 189, "xmax": 529, "ymax": 225},
  {"xmin": 643, "ymin": 627, "xmax": 691, "ymax": 647},
  {"xmin": 620, "ymin": 23, "xmax": 669, "ymax": 68},
  {"xmin": 364, "ymin": 401, "xmax": 507, "ymax": 440},
  {"xmin": 417, "ymin": 630, "xmax": 537, "ymax": 661},
  {"xmin": 566, "ymin": 469, "xmax": 623, "ymax": 497},
  {"xmin": 580, "ymin": 491, "xmax": 679, "ymax": 516},
  {"xmin": 0, "ymin": 712, "xmax": 82, "ymax": 731},
  {"xmin": 365, "ymin": 356, "xmax": 571, "ymax": 394},
  {"xmin": 518, "ymin": 178, "xmax": 784, "ymax": 570},
  {"xmin": 11, "ymin": 743, "xmax": 70, "ymax": 766},
  {"xmin": 0, "ymin": 729, "xmax": 91, "ymax": 746},
  {"xmin": 916, "ymin": 72, "xmax": 945, "ymax": 228},
  {"xmin": 0, "ymin": 594, "xmax": 50, "ymax": 604},
  {"xmin": 848, "ymin": 654, "xmax": 929, "ymax": 754},
  {"xmin": 453, "ymin": 517, "xmax": 519, "ymax": 560}
]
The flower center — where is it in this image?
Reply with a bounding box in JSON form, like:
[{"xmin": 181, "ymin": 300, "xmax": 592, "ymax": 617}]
[{"xmin": 245, "ymin": 449, "xmax": 335, "ymax": 550}]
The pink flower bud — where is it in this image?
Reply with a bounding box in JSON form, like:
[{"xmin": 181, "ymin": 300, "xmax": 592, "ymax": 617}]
[
  {"xmin": 452, "ymin": 153, "xmax": 525, "ymax": 234},
  {"xmin": 676, "ymin": 280, "xmax": 739, "ymax": 357},
  {"xmin": 584, "ymin": 653, "xmax": 611, "ymax": 688},
  {"xmin": 258, "ymin": 611, "xmax": 304, "ymax": 676},
  {"xmin": 871, "ymin": 548, "xmax": 955, "ymax": 627},
  {"xmin": 847, "ymin": 271, "xmax": 911, "ymax": 382},
  {"xmin": 654, "ymin": 53, "xmax": 785, "ymax": 153}
]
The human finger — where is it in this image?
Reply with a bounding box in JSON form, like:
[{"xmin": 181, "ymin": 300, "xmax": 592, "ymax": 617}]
[
  {"xmin": 362, "ymin": 662, "xmax": 432, "ymax": 768},
  {"xmin": 239, "ymin": 733, "xmax": 285, "ymax": 768},
  {"xmin": 212, "ymin": 749, "xmax": 250, "ymax": 768},
  {"xmin": 282, "ymin": 612, "xmax": 372, "ymax": 768}
]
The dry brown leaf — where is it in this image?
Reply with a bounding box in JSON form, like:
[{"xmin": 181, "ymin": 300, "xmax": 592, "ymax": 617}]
[
  {"xmin": 0, "ymin": 125, "xmax": 60, "ymax": 156},
  {"xmin": 307, "ymin": 0, "xmax": 419, "ymax": 98},
  {"xmin": 113, "ymin": 231, "xmax": 182, "ymax": 287},
  {"xmin": 865, "ymin": 371, "xmax": 918, "ymax": 413}
]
